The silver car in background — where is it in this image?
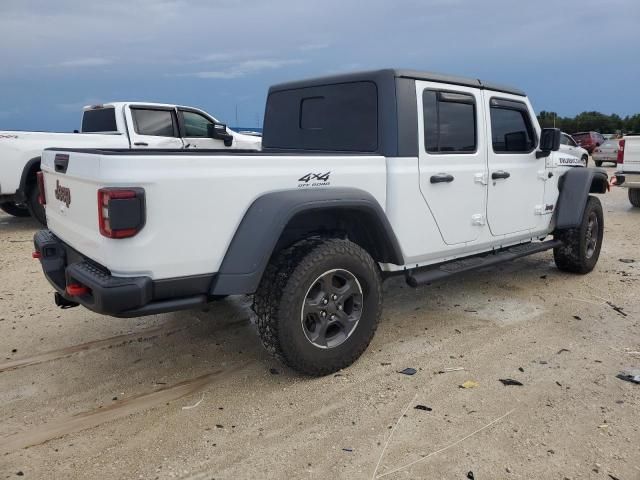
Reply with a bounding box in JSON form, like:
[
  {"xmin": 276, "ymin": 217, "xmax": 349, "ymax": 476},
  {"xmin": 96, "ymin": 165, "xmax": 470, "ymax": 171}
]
[{"xmin": 593, "ymin": 139, "xmax": 620, "ymax": 166}]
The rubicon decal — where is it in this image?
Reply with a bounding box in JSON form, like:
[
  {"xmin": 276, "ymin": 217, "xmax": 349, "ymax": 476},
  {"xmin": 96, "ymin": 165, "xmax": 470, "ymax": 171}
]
[
  {"xmin": 54, "ymin": 180, "xmax": 71, "ymax": 207},
  {"xmin": 298, "ymin": 171, "xmax": 331, "ymax": 188}
]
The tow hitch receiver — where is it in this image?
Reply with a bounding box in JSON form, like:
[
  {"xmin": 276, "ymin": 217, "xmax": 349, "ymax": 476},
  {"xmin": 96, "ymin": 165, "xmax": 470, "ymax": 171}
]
[{"xmin": 55, "ymin": 292, "xmax": 79, "ymax": 309}]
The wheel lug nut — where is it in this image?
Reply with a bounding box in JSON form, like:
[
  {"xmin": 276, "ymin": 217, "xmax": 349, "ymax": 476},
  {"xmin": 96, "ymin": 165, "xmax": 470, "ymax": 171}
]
[
  {"xmin": 331, "ymin": 294, "xmax": 338, "ymax": 301},
  {"xmin": 322, "ymin": 298, "xmax": 328, "ymax": 305},
  {"xmin": 330, "ymin": 314, "xmax": 336, "ymax": 320},
  {"xmin": 337, "ymin": 305, "xmax": 343, "ymax": 311},
  {"xmin": 321, "ymin": 311, "xmax": 327, "ymax": 317}
]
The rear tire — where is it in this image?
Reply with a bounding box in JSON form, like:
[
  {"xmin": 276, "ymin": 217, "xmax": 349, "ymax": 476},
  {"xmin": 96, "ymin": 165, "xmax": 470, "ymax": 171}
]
[
  {"xmin": 594, "ymin": 160, "xmax": 603, "ymax": 167},
  {"xmin": 0, "ymin": 201, "xmax": 30, "ymax": 217},
  {"xmin": 25, "ymin": 185, "xmax": 46, "ymax": 226},
  {"xmin": 553, "ymin": 196, "xmax": 604, "ymax": 274},
  {"xmin": 629, "ymin": 188, "xmax": 640, "ymax": 208},
  {"xmin": 253, "ymin": 238, "xmax": 382, "ymax": 376}
]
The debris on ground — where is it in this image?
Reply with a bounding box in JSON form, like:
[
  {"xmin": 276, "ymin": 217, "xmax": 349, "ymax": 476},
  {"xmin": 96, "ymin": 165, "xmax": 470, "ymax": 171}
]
[
  {"xmin": 616, "ymin": 369, "xmax": 640, "ymax": 385},
  {"xmin": 518, "ymin": 367, "xmax": 524, "ymax": 372},
  {"xmin": 342, "ymin": 448, "xmax": 353, "ymax": 452},
  {"xmin": 182, "ymin": 394, "xmax": 205, "ymax": 410},
  {"xmin": 414, "ymin": 405, "xmax": 432, "ymax": 411},
  {"xmin": 460, "ymin": 380, "xmax": 479, "ymax": 389},
  {"xmin": 618, "ymin": 258, "xmax": 635, "ymax": 263},
  {"xmin": 398, "ymin": 368, "xmax": 417, "ymax": 376},
  {"xmin": 499, "ymin": 379, "xmax": 523, "ymax": 386},
  {"xmin": 557, "ymin": 348, "xmax": 570, "ymax": 354},
  {"xmin": 573, "ymin": 315, "xmax": 582, "ymax": 320},
  {"xmin": 466, "ymin": 471, "xmax": 475, "ymax": 479},
  {"xmin": 380, "ymin": 362, "xmax": 391, "ymax": 366},
  {"xmin": 269, "ymin": 368, "xmax": 280, "ymax": 375},
  {"xmin": 606, "ymin": 301, "xmax": 627, "ymax": 317},
  {"xmin": 437, "ymin": 367, "xmax": 465, "ymax": 374}
]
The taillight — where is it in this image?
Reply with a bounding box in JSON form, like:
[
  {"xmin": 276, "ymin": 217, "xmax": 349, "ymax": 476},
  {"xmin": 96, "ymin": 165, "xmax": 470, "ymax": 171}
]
[
  {"xmin": 617, "ymin": 139, "xmax": 625, "ymax": 164},
  {"xmin": 97, "ymin": 188, "xmax": 146, "ymax": 239},
  {"xmin": 36, "ymin": 171, "xmax": 46, "ymax": 205}
]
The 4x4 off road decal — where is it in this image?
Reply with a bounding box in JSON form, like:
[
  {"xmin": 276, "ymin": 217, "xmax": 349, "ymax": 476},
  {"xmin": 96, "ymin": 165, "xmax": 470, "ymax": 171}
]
[{"xmin": 298, "ymin": 171, "xmax": 331, "ymax": 188}]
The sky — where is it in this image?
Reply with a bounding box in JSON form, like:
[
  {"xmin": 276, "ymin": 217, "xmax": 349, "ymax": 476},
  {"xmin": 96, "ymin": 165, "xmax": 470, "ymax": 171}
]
[{"xmin": 0, "ymin": 0, "xmax": 638, "ymax": 131}]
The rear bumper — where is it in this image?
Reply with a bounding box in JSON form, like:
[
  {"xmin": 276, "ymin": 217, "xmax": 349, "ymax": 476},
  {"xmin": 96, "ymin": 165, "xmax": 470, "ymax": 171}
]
[
  {"xmin": 33, "ymin": 230, "xmax": 214, "ymax": 317},
  {"xmin": 614, "ymin": 170, "xmax": 640, "ymax": 188}
]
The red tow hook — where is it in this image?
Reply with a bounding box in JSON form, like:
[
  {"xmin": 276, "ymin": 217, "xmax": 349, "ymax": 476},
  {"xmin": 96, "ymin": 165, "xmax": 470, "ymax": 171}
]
[
  {"xmin": 66, "ymin": 284, "xmax": 90, "ymax": 297},
  {"xmin": 32, "ymin": 251, "xmax": 42, "ymax": 259}
]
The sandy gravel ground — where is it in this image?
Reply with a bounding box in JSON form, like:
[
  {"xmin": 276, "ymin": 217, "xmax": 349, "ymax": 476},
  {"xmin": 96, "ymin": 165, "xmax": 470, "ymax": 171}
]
[{"xmin": 1, "ymin": 166, "xmax": 639, "ymax": 480}]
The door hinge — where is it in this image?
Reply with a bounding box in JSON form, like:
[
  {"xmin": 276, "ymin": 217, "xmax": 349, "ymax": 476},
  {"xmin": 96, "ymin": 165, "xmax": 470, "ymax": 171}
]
[
  {"xmin": 537, "ymin": 170, "xmax": 549, "ymax": 181},
  {"xmin": 474, "ymin": 173, "xmax": 488, "ymax": 185},
  {"xmin": 471, "ymin": 214, "xmax": 486, "ymax": 225}
]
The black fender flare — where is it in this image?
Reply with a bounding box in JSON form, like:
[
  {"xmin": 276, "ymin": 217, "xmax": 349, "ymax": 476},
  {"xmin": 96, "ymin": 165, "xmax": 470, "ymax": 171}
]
[
  {"xmin": 555, "ymin": 167, "xmax": 608, "ymax": 230},
  {"xmin": 210, "ymin": 188, "xmax": 404, "ymax": 295},
  {"xmin": 16, "ymin": 156, "xmax": 41, "ymax": 202}
]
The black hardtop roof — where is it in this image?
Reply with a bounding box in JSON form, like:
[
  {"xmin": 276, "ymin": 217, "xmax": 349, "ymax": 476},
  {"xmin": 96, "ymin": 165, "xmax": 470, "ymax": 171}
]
[{"xmin": 269, "ymin": 68, "xmax": 526, "ymax": 97}]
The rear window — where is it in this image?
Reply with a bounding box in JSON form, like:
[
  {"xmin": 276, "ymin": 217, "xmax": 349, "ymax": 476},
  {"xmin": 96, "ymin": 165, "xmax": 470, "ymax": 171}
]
[
  {"xmin": 572, "ymin": 133, "xmax": 590, "ymax": 141},
  {"xmin": 81, "ymin": 108, "xmax": 118, "ymax": 133},
  {"xmin": 262, "ymin": 81, "xmax": 378, "ymax": 152},
  {"xmin": 423, "ymin": 90, "xmax": 476, "ymax": 153}
]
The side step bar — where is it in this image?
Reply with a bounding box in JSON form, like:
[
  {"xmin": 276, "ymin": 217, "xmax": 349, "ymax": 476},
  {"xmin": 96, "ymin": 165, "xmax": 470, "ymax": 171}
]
[{"xmin": 405, "ymin": 239, "xmax": 562, "ymax": 288}]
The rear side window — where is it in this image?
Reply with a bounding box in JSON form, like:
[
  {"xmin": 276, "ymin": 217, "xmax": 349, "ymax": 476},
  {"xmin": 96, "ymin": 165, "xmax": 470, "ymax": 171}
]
[
  {"xmin": 131, "ymin": 109, "xmax": 178, "ymax": 137},
  {"xmin": 262, "ymin": 81, "xmax": 378, "ymax": 152},
  {"xmin": 82, "ymin": 108, "xmax": 117, "ymax": 133},
  {"xmin": 422, "ymin": 90, "xmax": 476, "ymax": 153},
  {"xmin": 490, "ymin": 102, "xmax": 535, "ymax": 153}
]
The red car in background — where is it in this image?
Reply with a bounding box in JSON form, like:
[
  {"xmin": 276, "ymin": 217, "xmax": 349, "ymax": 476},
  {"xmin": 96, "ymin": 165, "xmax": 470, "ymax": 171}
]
[{"xmin": 572, "ymin": 131, "xmax": 606, "ymax": 154}]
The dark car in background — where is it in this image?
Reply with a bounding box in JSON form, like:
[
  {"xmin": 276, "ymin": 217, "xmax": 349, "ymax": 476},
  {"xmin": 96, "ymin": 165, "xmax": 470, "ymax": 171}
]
[{"xmin": 572, "ymin": 131, "xmax": 606, "ymax": 154}]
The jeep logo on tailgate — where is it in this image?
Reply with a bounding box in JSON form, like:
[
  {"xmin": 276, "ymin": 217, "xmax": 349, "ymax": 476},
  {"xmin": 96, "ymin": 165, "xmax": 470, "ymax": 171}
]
[{"xmin": 54, "ymin": 180, "xmax": 71, "ymax": 207}]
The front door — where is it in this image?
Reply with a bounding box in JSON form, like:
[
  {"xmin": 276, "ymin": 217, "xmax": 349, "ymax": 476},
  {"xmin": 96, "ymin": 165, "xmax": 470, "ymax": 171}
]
[
  {"xmin": 484, "ymin": 94, "xmax": 545, "ymax": 236},
  {"xmin": 416, "ymin": 81, "xmax": 487, "ymax": 245}
]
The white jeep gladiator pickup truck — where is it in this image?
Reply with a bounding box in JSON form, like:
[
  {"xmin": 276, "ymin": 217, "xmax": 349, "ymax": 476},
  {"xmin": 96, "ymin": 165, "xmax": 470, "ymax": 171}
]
[
  {"xmin": 0, "ymin": 102, "xmax": 261, "ymax": 224},
  {"xmin": 613, "ymin": 135, "xmax": 640, "ymax": 207},
  {"xmin": 33, "ymin": 69, "xmax": 608, "ymax": 375}
]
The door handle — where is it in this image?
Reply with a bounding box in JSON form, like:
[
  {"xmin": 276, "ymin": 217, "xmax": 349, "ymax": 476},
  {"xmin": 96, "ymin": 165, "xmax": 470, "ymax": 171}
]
[
  {"xmin": 430, "ymin": 173, "xmax": 455, "ymax": 184},
  {"xmin": 134, "ymin": 142, "xmax": 148, "ymax": 147},
  {"xmin": 491, "ymin": 170, "xmax": 511, "ymax": 180}
]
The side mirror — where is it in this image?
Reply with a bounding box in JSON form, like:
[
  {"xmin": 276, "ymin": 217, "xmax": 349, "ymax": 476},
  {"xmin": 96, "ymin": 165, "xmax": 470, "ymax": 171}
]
[
  {"xmin": 536, "ymin": 128, "xmax": 561, "ymax": 158},
  {"xmin": 207, "ymin": 123, "xmax": 234, "ymax": 147}
]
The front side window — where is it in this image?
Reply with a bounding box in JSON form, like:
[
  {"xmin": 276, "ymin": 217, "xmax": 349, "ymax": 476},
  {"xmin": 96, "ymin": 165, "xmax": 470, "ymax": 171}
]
[
  {"xmin": 561, "ymin": 134, "xmax": 570, "ymax": 146},
  {"xmin": 490, "ymin": 104, "xmax": 535, "ymax": 153},
  {"xmin": 423, "ymin": 90, "xmax": 477, "ymax": 153},
  {"xmin": 132, "ymin": 109, "xmax": 177, "ymax": 137},
  {"xmin": 182, "ymin": 110, "xmax": 214, "ymax": 137}
]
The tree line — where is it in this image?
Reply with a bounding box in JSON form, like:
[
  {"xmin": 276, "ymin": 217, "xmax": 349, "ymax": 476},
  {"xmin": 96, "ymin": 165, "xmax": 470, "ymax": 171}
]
[{"xmin": 537, "ymin": 111, "xmax": 640, "ymax": 134}]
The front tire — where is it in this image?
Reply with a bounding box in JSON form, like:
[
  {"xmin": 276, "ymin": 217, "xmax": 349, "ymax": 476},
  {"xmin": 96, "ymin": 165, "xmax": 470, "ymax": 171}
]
[
  {"xmin": 629, "ymin": 188, "xmax": 640, "ymax": 208},
  {"xmin": 553, "ymin": 196, "xmax": 604, "ymax": 274},
  {"xmin": 582, "ymin": 154, "xmax": 589, "ymax": 167},
  {"xmin": 253, "ymin": 238, "xmax": 382, "ymax": 376},
  {"xmin": 0, "ymin": 201, "xmax": 30, "ymax": 218}
]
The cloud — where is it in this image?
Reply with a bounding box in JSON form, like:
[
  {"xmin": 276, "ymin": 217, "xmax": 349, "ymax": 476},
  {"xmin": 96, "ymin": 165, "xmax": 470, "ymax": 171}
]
[
  {"xmin": 298, "ymin": 42, "xmax": 330, "ymax": 51},
  {"xmin": 179, "ymin": 59, "xmax": 304, "ymax": 79},
  {"xmin": 56, "ymin": 57, "xmax": 114, "ymax": 68}
]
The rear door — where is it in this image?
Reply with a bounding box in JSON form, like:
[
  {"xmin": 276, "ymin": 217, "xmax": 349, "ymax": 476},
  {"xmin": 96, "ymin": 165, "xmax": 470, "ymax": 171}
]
[
  {"xmin": 178, "ymin": 108, "xmax": 230, "ymax": 149},
  {"xmin": 126, "ymin": 106, "xmax": 184, "ymax": 148},
  {"xmin": 416, "ymin": 81, "xmax": 488, "ymax": 245},
  {"xmin": 484, "ymin": 94, "xmax": 545, "ymax": 235}
]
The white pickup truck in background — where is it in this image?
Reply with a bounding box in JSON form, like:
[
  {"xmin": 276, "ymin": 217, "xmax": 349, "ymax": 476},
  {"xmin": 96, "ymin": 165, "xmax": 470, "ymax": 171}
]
[
  {"xmin": 0, "ymin": 102, "xmax": 261, "ymax": 224},
  {"xmin": 613, "ymin": 135, "xmax": 640, "ymax": 207}
]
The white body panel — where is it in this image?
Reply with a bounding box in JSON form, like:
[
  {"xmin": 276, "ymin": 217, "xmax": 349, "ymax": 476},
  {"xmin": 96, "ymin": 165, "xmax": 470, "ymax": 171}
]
[
  {"xmin": 620, "ymin": 136, "xmax": 640, "ymax": 170},
  {"xmin": 0, "ymin": 102, "xmax": 260, "ymax": 198},
  {"xmin": 41, "ymin": 152, "xmax": 386, "ymax": 279}
]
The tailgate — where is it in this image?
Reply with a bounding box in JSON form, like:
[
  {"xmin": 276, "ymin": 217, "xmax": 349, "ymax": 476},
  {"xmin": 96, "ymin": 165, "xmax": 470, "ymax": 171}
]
[
  {"xmin": 41, "ymin": 150, "xmax": 105, "ymax": 262},
  {"xmin": 624, "ymin": 137, "xmax": 640, "ymax": 167}
]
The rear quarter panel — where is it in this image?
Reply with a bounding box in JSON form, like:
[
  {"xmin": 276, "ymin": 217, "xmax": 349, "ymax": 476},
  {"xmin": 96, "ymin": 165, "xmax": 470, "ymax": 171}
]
[{"xmin": 43, "ymin": 152, "xmax": 387, "ymax": 280}]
